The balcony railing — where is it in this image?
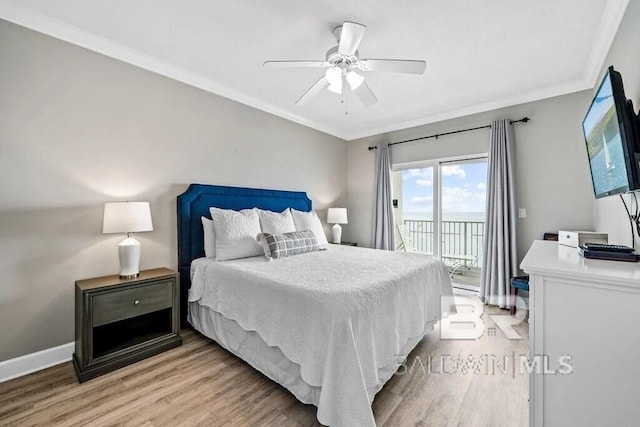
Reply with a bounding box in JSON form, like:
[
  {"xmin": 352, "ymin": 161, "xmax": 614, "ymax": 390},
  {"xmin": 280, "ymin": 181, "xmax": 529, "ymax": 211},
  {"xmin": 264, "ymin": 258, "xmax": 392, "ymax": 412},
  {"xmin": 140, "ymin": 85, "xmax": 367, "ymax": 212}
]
[{"xmin": 403, "ymin": 219, "xmax": 485, "ymax": 268}]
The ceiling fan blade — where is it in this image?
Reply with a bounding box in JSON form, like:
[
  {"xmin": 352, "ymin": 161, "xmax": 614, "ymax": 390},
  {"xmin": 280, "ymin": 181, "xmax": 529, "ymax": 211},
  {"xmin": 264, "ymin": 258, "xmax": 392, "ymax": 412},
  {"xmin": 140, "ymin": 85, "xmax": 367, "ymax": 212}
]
[
  {"xmin": 295, "ymin": 76, "xmax": 329, "ymax": 105},
  {"xmin": 338, "ymin": 22, "xmax": 366, "ymax": 56},
  {"xmin": 358, "ymin": 59, "xmax": 426, "ymax": 74},
  {"xmin": 263, "ymin": 60, "xmax": 329, "ymax": 68},
  {"xmin": 354, "ymin": 81, "xmax": 378, "ymax": 107}
]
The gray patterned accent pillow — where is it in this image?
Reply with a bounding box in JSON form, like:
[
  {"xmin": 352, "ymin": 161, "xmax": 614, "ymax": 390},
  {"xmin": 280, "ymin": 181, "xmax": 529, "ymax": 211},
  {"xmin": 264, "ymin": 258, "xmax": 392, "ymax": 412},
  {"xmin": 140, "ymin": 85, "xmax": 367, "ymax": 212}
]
[{"xmin": 257, "ymin": 230, "xmax": 320, "ymax": 260}]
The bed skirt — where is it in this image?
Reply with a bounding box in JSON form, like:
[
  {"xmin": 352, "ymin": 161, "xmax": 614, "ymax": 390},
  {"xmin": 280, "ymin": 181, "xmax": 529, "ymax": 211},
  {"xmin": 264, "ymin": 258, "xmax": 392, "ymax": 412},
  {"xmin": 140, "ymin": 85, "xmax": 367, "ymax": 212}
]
[{"xmin": 188, "ymin": 301, "xmax": 434, "ymax": 424}]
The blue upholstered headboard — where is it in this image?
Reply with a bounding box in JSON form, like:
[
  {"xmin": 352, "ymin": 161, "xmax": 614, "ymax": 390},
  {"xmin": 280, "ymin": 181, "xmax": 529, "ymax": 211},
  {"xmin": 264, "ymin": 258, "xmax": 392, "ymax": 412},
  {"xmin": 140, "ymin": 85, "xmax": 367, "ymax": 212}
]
[{"xmin": 176, "ymin": 183, "xmax": 312, "ymax": 325}]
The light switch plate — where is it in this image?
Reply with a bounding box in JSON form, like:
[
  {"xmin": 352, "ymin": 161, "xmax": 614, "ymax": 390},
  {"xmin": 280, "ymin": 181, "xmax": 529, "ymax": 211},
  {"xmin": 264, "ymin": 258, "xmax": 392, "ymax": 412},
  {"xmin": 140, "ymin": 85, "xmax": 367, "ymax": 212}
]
[{"xmin": 518, "ymin": 208, "xmax": 527, "ymax": 218}]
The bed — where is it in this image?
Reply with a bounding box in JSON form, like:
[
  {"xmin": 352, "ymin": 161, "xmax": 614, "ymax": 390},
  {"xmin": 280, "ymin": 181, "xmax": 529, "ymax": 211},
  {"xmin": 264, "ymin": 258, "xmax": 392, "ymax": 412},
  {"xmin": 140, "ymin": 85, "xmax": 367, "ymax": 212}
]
[{"xmin": 177, "ymin": 184, "xmax": 454, "ymax": 427}]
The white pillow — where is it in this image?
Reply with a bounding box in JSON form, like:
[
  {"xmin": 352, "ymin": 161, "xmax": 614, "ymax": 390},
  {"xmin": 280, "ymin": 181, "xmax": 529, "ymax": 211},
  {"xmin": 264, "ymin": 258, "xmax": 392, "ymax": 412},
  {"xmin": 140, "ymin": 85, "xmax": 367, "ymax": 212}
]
[
  {"xmin": 209, "ymin": 207, "xmax": 262, "ymax": 261},
  {"xmin": 201, "ymin": 216, "xmax": 215, "ymax": 258},
  {"xmin": 290, "ymin": 209, "xmax": 328, "ymax": 246},
  {"xmin": 257, "ymin": 208, "xmax": 296, "ymax": 235}
]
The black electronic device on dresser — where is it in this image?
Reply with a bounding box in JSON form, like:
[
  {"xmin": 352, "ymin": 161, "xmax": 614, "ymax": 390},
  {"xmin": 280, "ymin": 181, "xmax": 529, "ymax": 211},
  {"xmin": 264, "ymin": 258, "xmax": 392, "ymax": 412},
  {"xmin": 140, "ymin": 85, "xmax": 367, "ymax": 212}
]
[
  {"xmin": 579, "ymin": 243, "xmax": 640, "ymax": 262},
  {"xmin": 73, "ymin": 268, "xmax": 182, "ymax": 382}
]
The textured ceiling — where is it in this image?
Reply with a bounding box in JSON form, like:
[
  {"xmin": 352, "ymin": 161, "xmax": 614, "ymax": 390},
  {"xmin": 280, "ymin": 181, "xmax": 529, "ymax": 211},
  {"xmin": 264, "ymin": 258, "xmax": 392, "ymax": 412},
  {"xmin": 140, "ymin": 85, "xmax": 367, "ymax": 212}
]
[{"xmin": 0, "ymin": 0, "xmax": 630, "ymax": 140}]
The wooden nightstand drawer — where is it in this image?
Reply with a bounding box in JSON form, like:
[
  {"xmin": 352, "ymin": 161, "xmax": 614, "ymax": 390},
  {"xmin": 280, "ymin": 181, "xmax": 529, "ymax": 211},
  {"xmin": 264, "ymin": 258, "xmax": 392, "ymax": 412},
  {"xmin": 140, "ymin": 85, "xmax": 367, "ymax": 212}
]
[{"xmin": 92, "ymin": 280, "xmax": 173, "ymax": 327}]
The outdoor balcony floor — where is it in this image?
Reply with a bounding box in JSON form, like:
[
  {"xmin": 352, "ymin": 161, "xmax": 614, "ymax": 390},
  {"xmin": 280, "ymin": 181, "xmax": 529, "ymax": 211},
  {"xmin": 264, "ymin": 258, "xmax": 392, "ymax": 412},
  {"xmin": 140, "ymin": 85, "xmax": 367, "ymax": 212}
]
[{"xmin": 450, "ymin": 267, "xmax": 481, "ymax": 291}]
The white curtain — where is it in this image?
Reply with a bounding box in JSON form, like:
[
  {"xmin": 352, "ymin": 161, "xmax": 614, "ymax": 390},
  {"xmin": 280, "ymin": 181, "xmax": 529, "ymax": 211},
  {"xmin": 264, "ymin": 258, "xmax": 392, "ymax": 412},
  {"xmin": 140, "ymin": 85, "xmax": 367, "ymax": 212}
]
[
  {"xmin": 480, "ymin": 120, "xmax": 518, "ymax": 308},
  {"xmin": 373, "ymin": 142, "xmax": 396, "ymax": 250}
]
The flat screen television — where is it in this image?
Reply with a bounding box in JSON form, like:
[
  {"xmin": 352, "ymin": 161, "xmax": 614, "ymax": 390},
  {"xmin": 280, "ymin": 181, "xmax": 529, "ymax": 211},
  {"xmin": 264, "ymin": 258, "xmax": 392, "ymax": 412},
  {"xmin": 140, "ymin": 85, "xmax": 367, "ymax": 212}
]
[{"xmin": 582, "ymin": 66, "xmax": 640, "ymax": 198}]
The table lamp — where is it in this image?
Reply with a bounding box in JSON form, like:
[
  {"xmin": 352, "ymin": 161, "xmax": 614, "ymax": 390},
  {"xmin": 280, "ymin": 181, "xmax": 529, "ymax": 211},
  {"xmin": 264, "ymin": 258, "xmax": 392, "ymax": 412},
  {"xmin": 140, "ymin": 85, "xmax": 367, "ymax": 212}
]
[
  {"xmin": 327, "ymin": 208, "xmax": 348, "ymax": 244},
  {"xmin": 103, "ymin": 202, "xmax": 153, "ymax": 279}
]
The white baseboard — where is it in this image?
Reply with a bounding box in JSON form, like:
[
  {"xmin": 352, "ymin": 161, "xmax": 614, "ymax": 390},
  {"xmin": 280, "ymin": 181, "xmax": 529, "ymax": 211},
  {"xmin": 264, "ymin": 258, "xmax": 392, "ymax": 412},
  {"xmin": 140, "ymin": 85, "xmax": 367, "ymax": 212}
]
[{"xmin": 0, "ymin": 342, "xmax": 74, "ymax": 383}]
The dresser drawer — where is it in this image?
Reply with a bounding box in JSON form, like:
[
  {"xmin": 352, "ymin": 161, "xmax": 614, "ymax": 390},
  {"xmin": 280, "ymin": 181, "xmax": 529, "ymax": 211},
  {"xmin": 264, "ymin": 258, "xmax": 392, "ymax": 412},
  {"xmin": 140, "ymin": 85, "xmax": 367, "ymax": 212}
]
[{"xmin": 92, "ymin": 280, "xmax": 173, "ymax": 327}]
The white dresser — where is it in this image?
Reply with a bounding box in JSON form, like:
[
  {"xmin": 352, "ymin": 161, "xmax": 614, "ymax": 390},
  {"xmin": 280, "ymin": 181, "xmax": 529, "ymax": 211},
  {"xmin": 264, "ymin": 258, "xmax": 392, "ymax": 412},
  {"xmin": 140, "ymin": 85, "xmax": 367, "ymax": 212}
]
[{"xmin": 521, "ymin": 240, "xmax": 640, "ymax": 427}]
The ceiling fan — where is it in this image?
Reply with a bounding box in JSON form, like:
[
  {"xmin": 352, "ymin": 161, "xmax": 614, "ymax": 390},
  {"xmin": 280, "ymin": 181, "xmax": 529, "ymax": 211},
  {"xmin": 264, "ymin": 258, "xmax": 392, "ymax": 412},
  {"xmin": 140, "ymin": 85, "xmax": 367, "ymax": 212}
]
[{"xmin": 263, "ymin": 22, "xmax": 426, "ymax": 108}]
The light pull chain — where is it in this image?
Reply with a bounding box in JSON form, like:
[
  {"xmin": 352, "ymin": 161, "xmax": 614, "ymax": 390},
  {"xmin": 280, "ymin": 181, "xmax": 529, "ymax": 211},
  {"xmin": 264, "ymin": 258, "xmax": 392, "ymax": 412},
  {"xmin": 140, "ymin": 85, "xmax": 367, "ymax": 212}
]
[{"xmin": 342, "ymin": 74, "xmax": 349, "ymax": 115}]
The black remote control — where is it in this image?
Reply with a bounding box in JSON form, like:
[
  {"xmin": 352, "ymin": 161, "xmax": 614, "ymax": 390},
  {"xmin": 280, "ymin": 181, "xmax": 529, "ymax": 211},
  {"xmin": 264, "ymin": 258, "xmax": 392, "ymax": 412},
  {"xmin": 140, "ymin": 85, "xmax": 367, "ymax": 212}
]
[{"xmin": 582, "ymin": 243, "xmax": 635, "ymax": 253}]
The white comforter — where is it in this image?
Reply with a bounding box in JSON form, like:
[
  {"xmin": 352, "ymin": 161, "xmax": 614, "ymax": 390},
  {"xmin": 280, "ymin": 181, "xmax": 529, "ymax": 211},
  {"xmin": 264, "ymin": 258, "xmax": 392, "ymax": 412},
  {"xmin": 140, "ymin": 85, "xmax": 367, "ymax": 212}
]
[{"xmin": 189, "ymin": 245, "xmax": 453, "ymax": 427}]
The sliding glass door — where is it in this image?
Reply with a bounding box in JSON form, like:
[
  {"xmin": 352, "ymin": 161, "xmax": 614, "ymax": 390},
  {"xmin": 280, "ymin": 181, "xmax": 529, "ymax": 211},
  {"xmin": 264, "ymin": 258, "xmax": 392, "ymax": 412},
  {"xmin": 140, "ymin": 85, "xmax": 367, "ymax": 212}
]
[
  {"xmin": 394, "ymin": 166, "xmax": 436, "ymax": 254},
  {"xmin": 392, "ymin": 156, "xmax": 488, "ymax": 290}
]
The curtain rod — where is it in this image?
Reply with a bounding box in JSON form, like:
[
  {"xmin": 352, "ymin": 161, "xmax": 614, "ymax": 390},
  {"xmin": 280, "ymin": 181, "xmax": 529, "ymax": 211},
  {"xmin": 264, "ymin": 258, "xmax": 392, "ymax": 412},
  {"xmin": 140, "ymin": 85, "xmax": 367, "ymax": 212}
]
[{"xmin": 367, "ymin": 117, "xmax": 531, "ymax": 150}]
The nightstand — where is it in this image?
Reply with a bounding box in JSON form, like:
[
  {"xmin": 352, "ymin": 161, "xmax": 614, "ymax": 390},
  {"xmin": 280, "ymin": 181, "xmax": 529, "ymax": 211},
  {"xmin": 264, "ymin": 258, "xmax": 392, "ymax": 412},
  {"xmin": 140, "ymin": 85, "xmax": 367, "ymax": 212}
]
[
  {"xmin": 73, "ymin": 268, "xmax": 182, "ymax": 382},
  {"xmin": 333, "ymin": 241, "xmax": 357, "ymax": 246}
]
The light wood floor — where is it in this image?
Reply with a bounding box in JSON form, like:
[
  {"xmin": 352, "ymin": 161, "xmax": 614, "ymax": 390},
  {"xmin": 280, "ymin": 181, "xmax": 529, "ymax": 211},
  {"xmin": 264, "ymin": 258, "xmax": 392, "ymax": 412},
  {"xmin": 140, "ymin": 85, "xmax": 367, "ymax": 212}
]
[{"xmin": 0, "ymin": 301, "xmax": 528, "ymax": 426}]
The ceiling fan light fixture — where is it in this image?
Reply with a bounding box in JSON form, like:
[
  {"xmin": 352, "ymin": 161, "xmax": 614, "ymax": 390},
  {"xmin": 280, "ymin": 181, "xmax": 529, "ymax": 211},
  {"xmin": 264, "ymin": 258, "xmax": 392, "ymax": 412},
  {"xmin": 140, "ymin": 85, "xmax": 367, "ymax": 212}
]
[
  {"xmin": 325, "ymin": 67, "xmax": 342, "ymax": 87},
  {"xmin": 266, "ymin": 21, "xmax": 424, "ymax": 107},
  {"xmin": 328, "ymin": 82, "xmax": 342, "ymax": 94},
  {"xmin": 346, "ymin": 71, "xmax": 364, "ymax": 90},
  {"xmin": 326, "ymin": 67, "xmax": 343, "ymax": 94}
]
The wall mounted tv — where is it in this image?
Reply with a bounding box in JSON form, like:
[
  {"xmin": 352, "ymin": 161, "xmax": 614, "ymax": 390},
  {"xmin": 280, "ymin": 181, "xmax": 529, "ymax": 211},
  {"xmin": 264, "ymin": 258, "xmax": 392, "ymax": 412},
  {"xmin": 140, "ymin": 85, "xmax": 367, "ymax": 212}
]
[{"xmin": 582, "ymin": 66, "xmax": 640, "ymax": 199}]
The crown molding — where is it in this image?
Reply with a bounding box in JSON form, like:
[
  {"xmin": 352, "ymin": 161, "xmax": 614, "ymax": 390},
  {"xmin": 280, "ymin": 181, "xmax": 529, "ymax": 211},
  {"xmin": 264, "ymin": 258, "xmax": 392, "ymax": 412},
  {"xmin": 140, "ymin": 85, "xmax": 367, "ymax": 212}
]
[
  {"xmin": 343, "ymin": 79, "xmax": 593, "ymax": 141},
  {"xmin": 0, "ymin": 0, "xmax": 629, "ymax": 142},
  {"xmin": 0, "ymin": 1, "xmax": 349, "ymax": 139},
  {"xmin": 583, "ymin": 0, "xmax": 630, "ymax": 88},
  {"xmin": 343, "ymin": 0, "xmax": 630, "ymax": 141}
]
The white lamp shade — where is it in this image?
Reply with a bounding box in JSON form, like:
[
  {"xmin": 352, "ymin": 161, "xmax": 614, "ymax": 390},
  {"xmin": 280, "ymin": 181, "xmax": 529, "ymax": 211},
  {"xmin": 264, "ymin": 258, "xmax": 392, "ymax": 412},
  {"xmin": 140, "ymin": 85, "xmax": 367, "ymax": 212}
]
[
  {"xmin": 346, "ymin": 71, "xmax": 364, "ymax": 90},
  {"xmin": 325, "ymin": 67, "xmax": 343, "ymax": 94},
  {"xmin": 327, "ymin": 83, "xmax": 342, "ymax": 94},
  {"xmin": 103, "ymin": 202, "xmax": 153, "ymax": 234},
  {"xmin": 325, "ymin": 67, "xmax": 342, "ymax": 86},
  {"xmin": 327, "ymin": 208, "xmax": 348, "ymax": 224}
]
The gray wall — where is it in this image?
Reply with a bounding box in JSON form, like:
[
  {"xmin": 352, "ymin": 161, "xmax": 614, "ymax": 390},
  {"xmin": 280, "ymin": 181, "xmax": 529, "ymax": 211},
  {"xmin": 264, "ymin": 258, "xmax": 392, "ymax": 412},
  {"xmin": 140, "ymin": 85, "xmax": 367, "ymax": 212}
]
[
  {"xmin": 0, "ymin": 20, "xmax": 347, "ymax": 362},
  {"xmin": 593, "ymin": 0, "xmax": 640, "ymax": 245},
  {"xmin": 345, "ymin": 90, "xmax": 595, "ymax": 265}
]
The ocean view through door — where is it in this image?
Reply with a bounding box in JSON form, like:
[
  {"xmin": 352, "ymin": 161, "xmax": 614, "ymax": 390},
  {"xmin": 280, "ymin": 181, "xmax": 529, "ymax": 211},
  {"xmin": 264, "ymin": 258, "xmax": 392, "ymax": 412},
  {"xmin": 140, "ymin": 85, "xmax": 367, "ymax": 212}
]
[{"xmin": 393, "ymin": 157, "xmax": 488, "ymax": 290}]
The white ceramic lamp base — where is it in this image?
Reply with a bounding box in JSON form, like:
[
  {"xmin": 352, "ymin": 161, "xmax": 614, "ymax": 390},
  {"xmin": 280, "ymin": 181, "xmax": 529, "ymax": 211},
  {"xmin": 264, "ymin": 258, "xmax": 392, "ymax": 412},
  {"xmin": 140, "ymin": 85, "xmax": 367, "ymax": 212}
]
[
  {"xmin": 332, "ymin": 224, "xmax": 343, "ymax": 244},
  {"xmin": 118, "ymin": 236, "xmax": 141, "ymax": 279}
]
